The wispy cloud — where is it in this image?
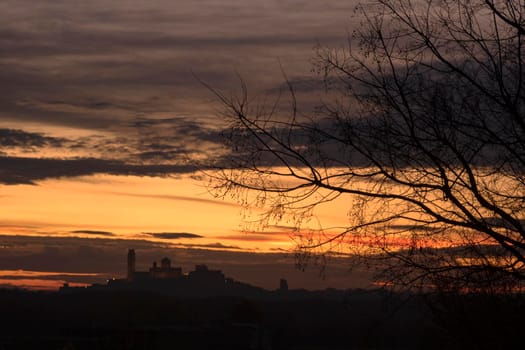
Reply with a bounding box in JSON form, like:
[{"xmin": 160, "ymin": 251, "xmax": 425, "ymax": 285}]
[
  {"xmin": 217, "ymin": 234, "xmax": 289, "ymax": 243},
  {"xmin": 71, "ymin": 230, "xmax": 115, "ymax": 236},
  {"xmin": 108, "ymin": 191, "xmax": 239, "ymax": 208},
  {"xmin": 174, "ymin": 242, "xmax": 241, "ymax": 250},
  {"xmin": 145, "ymin": 232, "xmax": 203, "ymax": 239}
]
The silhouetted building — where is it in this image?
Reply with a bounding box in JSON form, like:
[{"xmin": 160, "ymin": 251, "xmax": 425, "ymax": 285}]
[
  {"xmin": 127, "ymin": 249, "xmax": 182, "ymax": 282},
  {"xmin": 108, "ymin": 249, "xmax": 266, "ymax": 297},
  {"xmin": 188, "ymin": 265, "xmax": 225, "ymax": 286},
  {"xmin": 279, "ymin": 278, "xmax": 288, "ymax": 292},
  {"xmin": 149, "ymin": 258, "xmax": 182, "ymax": 279},
  {"xmin": 127, "ymin": 249, "xmax": 136, "ymax": 281}
]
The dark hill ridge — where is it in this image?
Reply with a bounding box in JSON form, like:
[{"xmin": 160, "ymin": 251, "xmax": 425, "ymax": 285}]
[
  {"xmin": 0, "ymin": 288, "xmax": 438, "ymax": 350},
  {"xmin": 2, "ymin": 287, "xmax": 524, "ymax": 350},
  {"xmin": 3, "ymin": 249, "xmax": 524, "ymax": 349}
]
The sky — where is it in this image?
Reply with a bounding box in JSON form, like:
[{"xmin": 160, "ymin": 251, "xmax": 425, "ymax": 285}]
[{"xmin": 0, "ymin": 0, "xmax": 370, "ymax": 290}]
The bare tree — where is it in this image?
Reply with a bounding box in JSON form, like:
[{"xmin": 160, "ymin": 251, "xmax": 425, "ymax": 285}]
[{"xmin": 207, "ymin": 0, "xmax": 525, "ymax": 291}]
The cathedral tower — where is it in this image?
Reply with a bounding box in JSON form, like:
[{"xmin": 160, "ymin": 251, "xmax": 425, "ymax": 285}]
[{"xmin": 127, "ymin": 249, "xmax": 136, "ymax": 281}]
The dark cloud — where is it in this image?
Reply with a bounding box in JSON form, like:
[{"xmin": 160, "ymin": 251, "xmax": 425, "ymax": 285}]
[
  {"xmin": 111, "ymin": 116, "xmax": 229, "ymax": 165},
  {"xmin": 267, "ymin": 76, "xmax": 346, "ymax": 94},
  {"xmin": 483, "ymin": 217, "xmax": 525, "ymax": 229},
  {"xmin": 131, "ymin": 117, "xmax": 225, "ymax": 144},
  {"xmin": 0, "ymin": 29, "xmax": 343, "ymax": 58},
  {"xmin": 143, "ymin": 142, "xmax": 180, "ymax": 150},
  {"xmin": 217, "ymin": 234, "xmax": 289, "ymax": 242},
  {"xmin": 145, "ymin": 232, "xmax": 203, "ymax": 240},
  {"xmin": 174, "ymin": 242, "xmax": 242, "ymax": 250},
  {"xmin": 386, "ymin": 225, "xmax": 444, "ymax": 233},
  {"xmin": 269, "ymin": 247, "xmax": 291, "ymax": 252},
  {"xmin": 0, "ymin": 128, "xmax": 67, "ymax": 148},
  {"xmin": 71, "ymin": 230, "xmax": 115, "ymax": 236},
  {"xmin": 0, "ymin": 155, "xmax": 196, "ymax": 185},
  {"xmin": 136, "ymin": 150, "xmax": 186, "ymax": 161},
  {"xmin": 0, "ymin": 272, "xmax": 105, "ymax": 284},
  {"xmin": 392, "ymin": 243, "xmax": 514, "ymax": 262},
  {"xmin": 268, "ymin": 225, "xmax": 299, "ymax": 231},
  {"xmin": 0, "ymin": 0, "xmax": 353, "ymax": 136}
]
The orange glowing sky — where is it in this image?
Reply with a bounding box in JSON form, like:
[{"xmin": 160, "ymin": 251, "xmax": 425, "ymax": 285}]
[{"xmin": 0, "ymin": 175, "xmax": 303, "ymax": 251}]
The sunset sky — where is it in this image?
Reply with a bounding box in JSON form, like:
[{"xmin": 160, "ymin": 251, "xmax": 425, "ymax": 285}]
[{"xmin": 0, "ymin": 0, "xmax": 374, "ymax": 290}]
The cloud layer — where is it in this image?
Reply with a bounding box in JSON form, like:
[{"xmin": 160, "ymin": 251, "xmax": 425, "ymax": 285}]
[
  {"xmin": 145, "ymin": 232, "xmax": 203, "ymax": 239},
  {"xmin": 0, "ymin": 1, "xmax": 357, "ymax": 184}
]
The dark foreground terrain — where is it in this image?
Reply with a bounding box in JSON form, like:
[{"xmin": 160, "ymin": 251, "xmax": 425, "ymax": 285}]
[{"xmin": 0, "ymin": 288, "xmax": 523, "ymax": 350}]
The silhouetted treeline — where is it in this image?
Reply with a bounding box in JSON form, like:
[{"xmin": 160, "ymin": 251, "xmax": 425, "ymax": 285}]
[{"xmin": 0, "ymin": 288, "xmax": 523, "ymax": 349}]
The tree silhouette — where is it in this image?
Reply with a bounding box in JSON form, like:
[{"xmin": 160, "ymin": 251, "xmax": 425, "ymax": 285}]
[{"xmin": 208, "ymin": 0, "xmax": 525, "ymax": 291}]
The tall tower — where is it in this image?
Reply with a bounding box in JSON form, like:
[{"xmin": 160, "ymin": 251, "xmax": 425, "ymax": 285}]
[
  {"xmin": 279, "ymin": 278, "xmax": 288, "ymax": 292},
  {"xmin": 127, "ymin": 249, "xmax": 136, "ymax": 281}
]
